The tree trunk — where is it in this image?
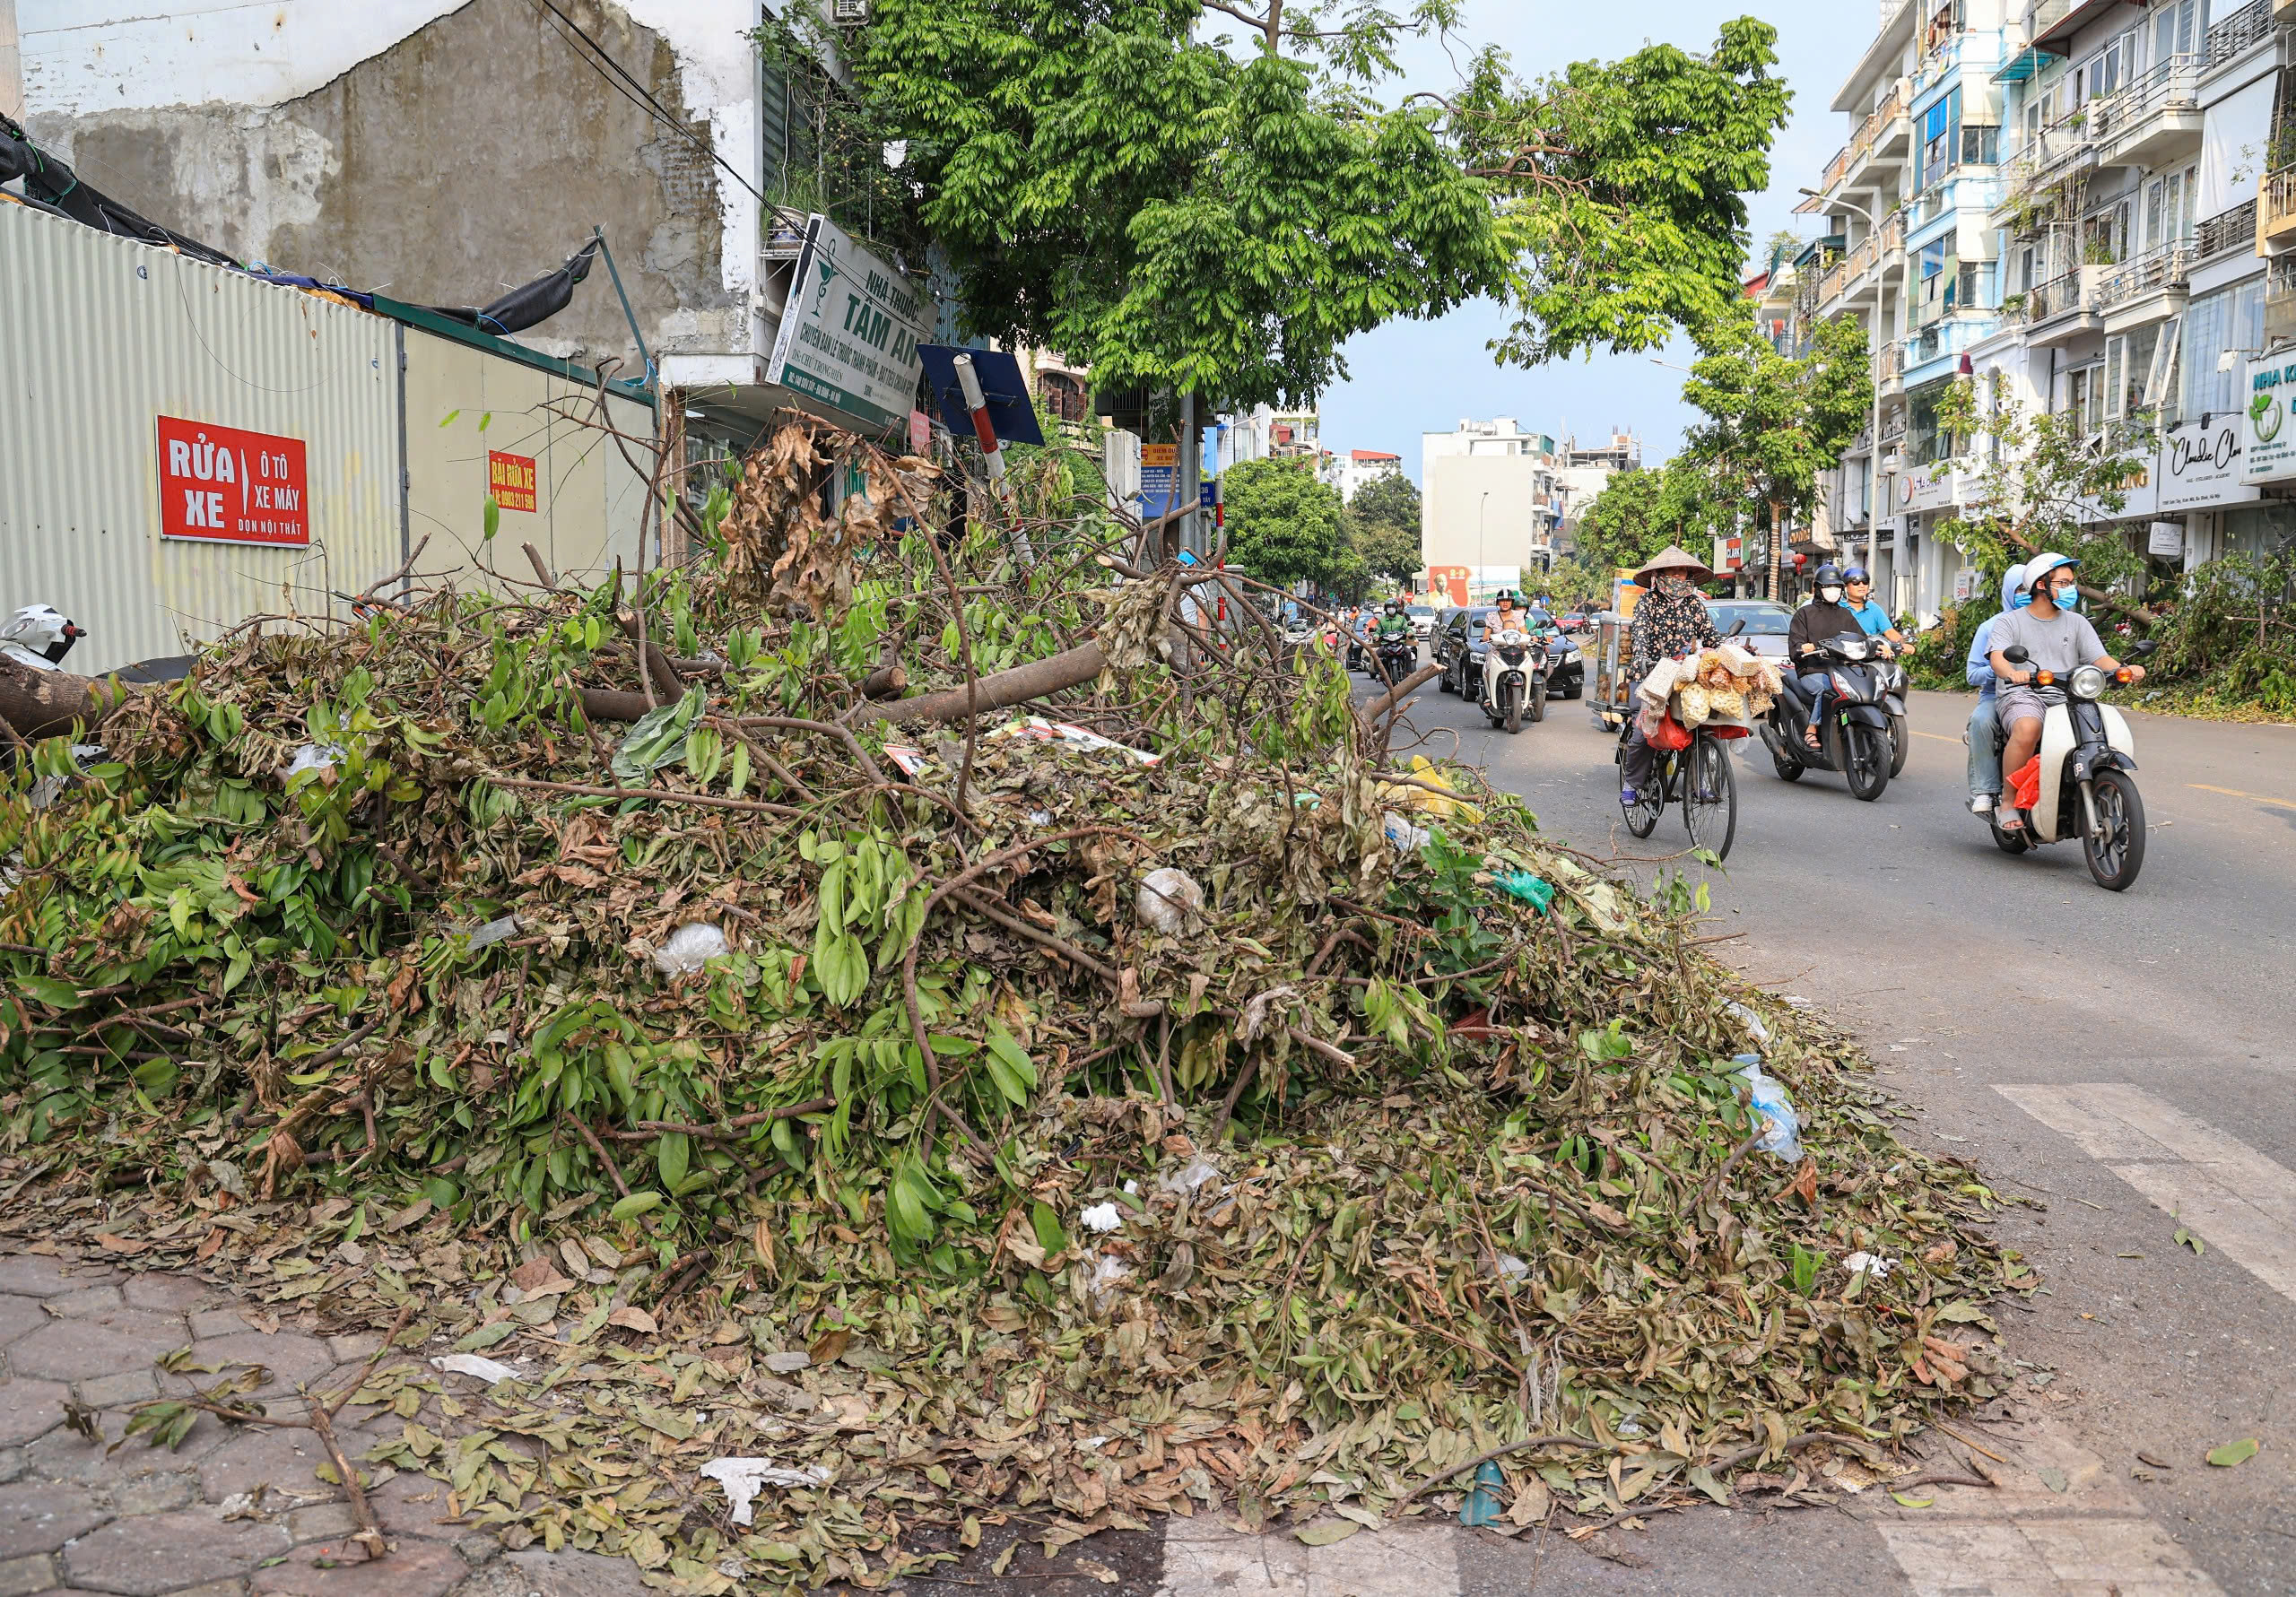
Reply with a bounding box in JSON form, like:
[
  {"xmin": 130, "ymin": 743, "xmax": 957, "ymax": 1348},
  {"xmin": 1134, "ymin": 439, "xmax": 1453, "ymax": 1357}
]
[
  {"xmin": 0, "ymin": 658, "xmax": 120, "ymax": 743},
  {"xmin": 1767, "ymin": 499, "xmax": 1786, "ymax": 601}
]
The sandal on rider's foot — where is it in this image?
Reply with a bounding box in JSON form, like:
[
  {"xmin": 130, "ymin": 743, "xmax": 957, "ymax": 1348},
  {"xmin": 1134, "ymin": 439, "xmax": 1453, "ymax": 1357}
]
[
  {"xmin": 1998, "ymin": 814, "xmax": 2026, "ymax": 835},
  {"xmin": 1801, "ymin": 727, "xmax": 1821, "ymax": 751}
]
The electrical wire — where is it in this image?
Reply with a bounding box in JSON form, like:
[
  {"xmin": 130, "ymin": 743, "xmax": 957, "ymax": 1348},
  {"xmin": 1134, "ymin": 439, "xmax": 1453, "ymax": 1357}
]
[{"xmin": 523, "ymin": 0, "xmax": 768, "ymax": 205}]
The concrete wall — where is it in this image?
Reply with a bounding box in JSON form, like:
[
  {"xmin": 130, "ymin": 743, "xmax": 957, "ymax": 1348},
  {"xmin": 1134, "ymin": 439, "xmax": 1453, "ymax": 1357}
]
[
  {"xmin": 18, "ymin": 0, "xmax": 762, "ymax": 378},
  {"xmin": 1, "ymin": 0, "xmax": 21, "ymax": 122},
  {"xmin": 1423, "ymin": 455, "xmax": 1543, "ymax": 574}
]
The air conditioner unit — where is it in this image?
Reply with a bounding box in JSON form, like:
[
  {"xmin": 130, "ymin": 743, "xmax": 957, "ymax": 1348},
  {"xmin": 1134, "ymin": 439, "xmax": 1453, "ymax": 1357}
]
[{"xmin": 831, "ymin": 0, "xmax": 869, "ymax": 22}]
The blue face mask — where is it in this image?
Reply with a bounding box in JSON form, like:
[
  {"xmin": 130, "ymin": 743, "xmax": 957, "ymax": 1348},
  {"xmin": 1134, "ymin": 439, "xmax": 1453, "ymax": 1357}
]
[
  {"xmin": 2051, "ymin": 585, "xmax": 2080, "ymax": 611},
  {"xmin": 2011, "ymin": 591, "xmax": 2033, "ymax": 611}
]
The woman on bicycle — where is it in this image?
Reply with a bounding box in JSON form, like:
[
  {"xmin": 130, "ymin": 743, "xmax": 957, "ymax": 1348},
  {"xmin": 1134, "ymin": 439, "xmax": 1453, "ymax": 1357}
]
[{"xmin": 1619, "ymin": 546, "xmax": 1720, "ymax": 806}]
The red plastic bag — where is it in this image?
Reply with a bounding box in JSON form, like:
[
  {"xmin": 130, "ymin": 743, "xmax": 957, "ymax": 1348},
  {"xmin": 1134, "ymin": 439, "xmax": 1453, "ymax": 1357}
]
[
  {"xmin": 2008, "ymin": 754, "xmax": 2040, "ymax": 812},
  {"xmin": 1649, "ymin": 712, "xmax": 1692, "ymax": 752}
]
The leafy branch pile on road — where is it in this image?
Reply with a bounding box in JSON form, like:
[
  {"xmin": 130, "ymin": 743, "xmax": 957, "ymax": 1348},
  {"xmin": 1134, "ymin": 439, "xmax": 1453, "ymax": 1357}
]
[{"xmin": 0, "ymin": 415, "xmax": 2031, "ymax": 1591}]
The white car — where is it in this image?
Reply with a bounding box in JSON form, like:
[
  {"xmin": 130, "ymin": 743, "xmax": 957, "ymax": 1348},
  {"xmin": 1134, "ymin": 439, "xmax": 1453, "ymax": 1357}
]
[
  {"xmin": 1405, "ymin": 605, "xmax": 1438, "ymax": 640},
  {"xmin": 1703, "ymin": 600, "xmax": 1793, "ymax": 663}
]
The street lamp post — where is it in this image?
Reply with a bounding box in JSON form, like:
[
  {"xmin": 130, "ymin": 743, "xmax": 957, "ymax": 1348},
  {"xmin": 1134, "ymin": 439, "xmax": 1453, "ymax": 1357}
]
[{"xmin": 1799, "ymin": 187, "xmax": 1892, "ymax": 586}]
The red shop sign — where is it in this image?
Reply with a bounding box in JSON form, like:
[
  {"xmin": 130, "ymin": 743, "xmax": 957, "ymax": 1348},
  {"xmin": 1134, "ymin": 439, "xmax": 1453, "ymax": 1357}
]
[
  {"xmin": 487, "ymin": 450, "xmax": 539, "ymax": 513},
  {"xmin": 156, "ymin": 416, "xmax": 310, "ymax": 547}
]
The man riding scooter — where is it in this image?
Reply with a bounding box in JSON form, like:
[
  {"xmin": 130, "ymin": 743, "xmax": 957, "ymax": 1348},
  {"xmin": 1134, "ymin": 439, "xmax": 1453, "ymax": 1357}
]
[
  {"xmin": 1987, "ymin": 553, "xmax": 2145, "ymax": 837},
  {"xmin": 1963, "ymin": 563, "xmax": 2027, "ymax": 815}
]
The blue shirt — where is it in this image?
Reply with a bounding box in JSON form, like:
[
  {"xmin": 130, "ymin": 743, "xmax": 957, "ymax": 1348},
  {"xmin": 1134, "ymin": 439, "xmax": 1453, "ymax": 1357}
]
[
  {"xmin": 1848, "ymin": 598, "xmax": 1892, "ymax": 636},
  {"xmin": 1967, "ymin": 617, "xmax": 2000, "ymax": 699}
]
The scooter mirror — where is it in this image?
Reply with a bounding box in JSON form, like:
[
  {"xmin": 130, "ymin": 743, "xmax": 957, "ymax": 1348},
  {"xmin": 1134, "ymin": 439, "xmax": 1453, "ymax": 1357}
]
[
  {"xmin": 2001, "ymin": 645, "xmax": 2031, "ymax": 664},
  {"xmin": 2131, "ymin": 638, "xmax": 2159, "ymax": 656},
  {"xmin": 1726, "ymin": 619, "xmax": 1746, "ymax": 638}
]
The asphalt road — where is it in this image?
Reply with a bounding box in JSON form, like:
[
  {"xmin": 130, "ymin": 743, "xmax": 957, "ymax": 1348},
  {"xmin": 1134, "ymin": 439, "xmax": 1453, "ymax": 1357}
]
[{"xmin": 1377, "ymin": 659, "xmax": 2296, "ymax": 1593}]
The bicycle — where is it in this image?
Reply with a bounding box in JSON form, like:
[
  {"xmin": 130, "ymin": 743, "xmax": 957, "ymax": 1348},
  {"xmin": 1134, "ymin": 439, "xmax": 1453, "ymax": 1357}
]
[{"xmin": 1614, "ymin": 713, "xmax": 1740, "ymax": 861}]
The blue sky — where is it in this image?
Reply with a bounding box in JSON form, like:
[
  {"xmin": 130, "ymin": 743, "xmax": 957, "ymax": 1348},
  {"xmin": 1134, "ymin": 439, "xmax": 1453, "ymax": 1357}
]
[{"xmin": 1312, "ymin": 0, "xmax": 1844, "ymax": 479}]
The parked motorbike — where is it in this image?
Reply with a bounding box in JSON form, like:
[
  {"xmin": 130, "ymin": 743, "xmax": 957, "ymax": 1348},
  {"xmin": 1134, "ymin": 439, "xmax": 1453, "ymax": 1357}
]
[
  {"xmin": 1475, "ymin": 627, "xmax": 1545, "ymax": 733},
  {"xmin": 1759, "ymin": 631, "xmax": 1894, "ymax": 801},
  {"xmin": 1980, "ymin": 642, "xmax": 2152, "ymax": 891}
]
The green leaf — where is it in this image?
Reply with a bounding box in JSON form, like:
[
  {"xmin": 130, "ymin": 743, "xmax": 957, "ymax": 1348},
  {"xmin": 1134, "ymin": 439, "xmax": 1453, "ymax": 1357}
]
[
  {"xmin": 609, "ymin": 1191, "xmax": 664, "ymax": 1221},
  {"xmin": 656, "ymin": 1132, "xmax": 691, "ymax": 1191},
  {"xmin": 1030, "ymin": 1200, "xmax": 1067, "ymax": 1260},
  {"xmin": 1294, "ymin": 1521, "xmax": 1361, "ymax": 1546},
  {"xmin": 2206, "ymin": 1438, "xmax": 2259, "ymax": 1468},
  {"xmin": 985, "ymin": 1027, "xmax": 1038, "ymax": 1107},
  {"xmin": 1890, "ymin": 1491, "xmax": 1934, "ymax": 1508},
  {"xmin": 438, "ymin": 409, "xmax": 460, "ymax": 428},
  {"xmin": 483, "ymin": 495, "xmax": 501, "ymax": 542},
  {"xmin": 2175, "ymin": 1227, "xmax": 2205, "ymax": 1255}
]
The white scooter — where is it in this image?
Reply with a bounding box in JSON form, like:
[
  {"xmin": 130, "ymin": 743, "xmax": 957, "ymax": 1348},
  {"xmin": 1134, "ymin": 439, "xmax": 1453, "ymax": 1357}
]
[
  {"xmin": 1474, "ymin": 627, "xmax": 1544, "ymax": 733},
  {"xmin": 0, "ymin": 604, "xmax": 85, "ymax": 672},
  {"xmin": 1982, "ymin": 641, "xmax": 2153, "ymax": 891}
]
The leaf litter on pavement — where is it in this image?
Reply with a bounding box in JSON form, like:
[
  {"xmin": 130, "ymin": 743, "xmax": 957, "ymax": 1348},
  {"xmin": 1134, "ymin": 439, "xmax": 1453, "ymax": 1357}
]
[{"xmin": 0, "ymin": 412, "xmax": 2034, "ymax": 1591}]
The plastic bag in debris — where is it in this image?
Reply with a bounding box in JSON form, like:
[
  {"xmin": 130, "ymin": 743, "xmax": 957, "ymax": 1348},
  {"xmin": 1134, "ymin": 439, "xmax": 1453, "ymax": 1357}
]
[
  {"xmin": 1135, "ymin": 867, "xmax": 1204, "ymax": 933},
  {"xmin": 1842, "ymin": 1251, "xmax": 1898, "ymax": 1280},
  {"xmin": 1494, "ymin": 871, "xmax": 1553, "ymax": 912},
  {"xmin": 988, "ymin": 715, "xmax": 1163, "ymax": 766},
  {"xmin": 1079, "ymin": 1202, "xmax": 1122, "ymax": 1234},
  {"xmin": 1085, "ymin": 1254, "xmax": 1134, "ymax": 1315},
  {"xmin": 284, "ymin": 743, "xmax": 346, "ymax": 782},
  {"xmin": 1157, "ymin": 1154, "xmax": 1222, "ymax": 1197},
  {"xmin": 1735, "ymin": 1055, "xmax": 1804, "ymax": 1161},
  {"xmin": 700, "ymin": 1457, "xmax": 833, "ymax": 1525},
  {"xmin": 1383, "ymin": 812, "xmax": 1431, "ymax": 852},
  {"xmin": 465, "ymin": 915, "xmax": 523, "ymax": 950},
  {"xmin": 430, "ymin": 1353, "xmax": 519, "ymax": 1384},
  {"xmin": 652, "ymin": 922, "xmax": 730, "ymax": 976},
  {"xmin": 881, "ymin": 744, "xmax": 932, "ymax": 779},
  {"xmin": 1726, "ymin": 1000, "xmax": 1771, "ymax": 1046}
]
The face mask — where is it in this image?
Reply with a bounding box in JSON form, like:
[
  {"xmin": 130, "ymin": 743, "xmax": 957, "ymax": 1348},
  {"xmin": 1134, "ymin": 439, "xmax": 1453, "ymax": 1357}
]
[
  {"xmin": 1654, "ymin": 575, "xmax": 1695, "ymax": 598},
  {"xmin": 2011, "ymin": 590, "xmax": 2033, "ymax": 611},
  {"xmin": 2052, "ymin": 586, "xmax": 2080, "ymax": 611},
  {"xmin": 1819, "ymin": 586, "xmax": 1843, "ymax": 603}
]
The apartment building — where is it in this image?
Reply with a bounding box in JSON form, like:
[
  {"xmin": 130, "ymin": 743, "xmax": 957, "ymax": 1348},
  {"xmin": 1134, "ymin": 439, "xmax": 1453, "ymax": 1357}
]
[
  {"xmin": 1334, "ymin": 449, "xmax": 1404, "ymax": 502},
  {"xmin": 1798, "ymin": 0, "xmax": 2296, "ymax": 621}
]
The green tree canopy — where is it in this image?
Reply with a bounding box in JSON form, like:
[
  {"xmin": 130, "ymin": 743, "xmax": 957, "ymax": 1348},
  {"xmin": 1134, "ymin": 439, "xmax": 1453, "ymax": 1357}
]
[
  {"xmin": 1223, "ymin": 456, "xmax": 1346, "ymax": 591},
  {"xmin": 1344, "ymin": 472, "xmax": 1423, "ymax": 586},
  {"xmin": 1674, "ymin": 307, "xmax": 1871, "ymax": 588},
  {"xmin": 824, "ymin": 5, "xmax": 1795, "ymax": 409}
]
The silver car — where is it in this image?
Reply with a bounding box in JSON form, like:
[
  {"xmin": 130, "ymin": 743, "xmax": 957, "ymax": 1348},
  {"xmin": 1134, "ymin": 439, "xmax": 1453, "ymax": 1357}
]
[{"xmin": 1703, "ymin": 599, "xmax": 1793, "ymax": 663}]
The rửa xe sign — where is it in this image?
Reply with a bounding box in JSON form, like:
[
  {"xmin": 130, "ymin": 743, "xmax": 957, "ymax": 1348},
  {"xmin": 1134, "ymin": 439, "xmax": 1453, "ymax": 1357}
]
[{"xmin": 156, "ymin": 416, "xmax": 310, "ymax": 547}]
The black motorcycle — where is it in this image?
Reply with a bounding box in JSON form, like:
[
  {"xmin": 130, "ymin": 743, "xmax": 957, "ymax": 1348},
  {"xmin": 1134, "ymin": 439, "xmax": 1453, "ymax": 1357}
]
[
  {"xmin": 1759, "ymin": 631, "xmax": 1894, "ymax": 802},
  {"xmin": 1372, "ymin": 630, "xmax": 1417, "ymax": 687}
]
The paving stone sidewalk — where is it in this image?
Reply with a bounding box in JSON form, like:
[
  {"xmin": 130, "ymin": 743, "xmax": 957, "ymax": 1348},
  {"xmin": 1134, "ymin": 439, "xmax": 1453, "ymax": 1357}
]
[{"xmin": 0, "ymin": 1248, "xmax": 650, "ymax": 1597}]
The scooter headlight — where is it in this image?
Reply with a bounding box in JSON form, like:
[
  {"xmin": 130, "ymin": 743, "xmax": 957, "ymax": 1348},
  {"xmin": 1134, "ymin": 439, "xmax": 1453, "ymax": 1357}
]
[
  {"xmin": 1837, "ymin": 638, "xmax": 1870, "ymax": 660},
  {"xmin": 2069, "ymin": 664, "xmax": 2107, "ymax": 700}
]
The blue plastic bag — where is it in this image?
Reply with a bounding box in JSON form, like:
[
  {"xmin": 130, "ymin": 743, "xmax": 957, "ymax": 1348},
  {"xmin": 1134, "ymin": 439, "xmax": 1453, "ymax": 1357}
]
[{"xmin": 1734, "ymin": 1055, "xmax": 1803, "ymax": 1161}]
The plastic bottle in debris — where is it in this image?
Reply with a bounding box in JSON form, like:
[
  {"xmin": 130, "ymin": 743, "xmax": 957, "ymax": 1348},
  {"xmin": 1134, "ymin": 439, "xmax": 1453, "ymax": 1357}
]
[{"xmin": 1733, "ymin": 1054, "xmax": 1802, "ymax": 1161}]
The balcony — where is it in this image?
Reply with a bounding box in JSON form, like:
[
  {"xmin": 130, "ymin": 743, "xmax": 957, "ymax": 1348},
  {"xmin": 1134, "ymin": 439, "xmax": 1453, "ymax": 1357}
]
[
  {"xmin": 1813, "ymin": 82, "xmax": 1913, "ymax": 203},
  {"xmin": 2203, "ymin": 0, "xmax": 2274, "ymax": 72},
  {"xmin": 1877, "ymin": 340, "xmax": 1908, "ymax": 400},
  {"xmin": 2092, "ymin": 56, "xmax": 2202, "ymax": 169},
  {"xmin": 2268, "ymin": 254, "xmax": 2296, "ymax": 342},
  {"xmin": 1997, "ymin": 119, "xmax": 2095, "ymax": 219},
  {"xmin": 2016, "ymin": 265, "xmax": 2105, "ymax": 345},
  {"xmin": 2263, "ymin": 167, "xmax": 2296, "ymax": 253},
  {"xmin": 2095, "ymin": 242, "xmax": 2192, "ymax": 333},
  {"xmin": 2196, "ymin": 197, "xmax": 2258, "ymax": 264}
]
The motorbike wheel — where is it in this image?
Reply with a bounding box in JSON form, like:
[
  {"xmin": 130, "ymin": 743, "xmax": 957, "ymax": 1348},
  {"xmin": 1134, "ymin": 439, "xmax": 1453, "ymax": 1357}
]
[
  {"xmin": 1843, "ymin": 723, "xmax": 1891, "ymax": 802},
  {"xmin": 1888, "ymin": 713, "xmax": 1911, "ymax": 778},
  {"xmin": 1682, "ymin": 736, "xmax": 1737, "ymax": 861},
  {"xmin": 2082, "ymin": 768, "xmax": 2146, "ymax": 891},
  {"xmin": 1503, "ymin": 681, "xmax": 1522, "ymax": 734},
  {"xmin": 1528, "ymin": 678, "xmax": 1547, "ymax": 723},
  {"xmin": 1991, "ymin": 816, "xmax": 2031, "ymax": 855}
]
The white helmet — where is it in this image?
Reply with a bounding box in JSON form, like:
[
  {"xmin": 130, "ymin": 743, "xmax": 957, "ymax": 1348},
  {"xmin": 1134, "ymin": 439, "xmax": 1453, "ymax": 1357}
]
[{"xmin": 0, "ymin": 605, "xmax": 84, "ymax": 671}]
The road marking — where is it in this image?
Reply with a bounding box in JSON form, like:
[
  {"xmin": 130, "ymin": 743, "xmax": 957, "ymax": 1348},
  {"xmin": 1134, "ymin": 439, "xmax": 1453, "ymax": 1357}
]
[
  {"xmin": 2187, "ymin": 782, "xmax": 2296, "ymax": 812},
  {"xmin": 1873, "ymin": 1414, "xmax": 2224, "ymax": 1595},
  {"xmin": 1158, "ymin": 1518, "xmax": 1455, "ymax": 1597},
  {"xmin": 1995, "ymin": 1083, "xmax": 2296, "ymax": 1305},
  {"xmin": 1912, "ymin": 730, "xmax": 1962, "ymax": 743}
]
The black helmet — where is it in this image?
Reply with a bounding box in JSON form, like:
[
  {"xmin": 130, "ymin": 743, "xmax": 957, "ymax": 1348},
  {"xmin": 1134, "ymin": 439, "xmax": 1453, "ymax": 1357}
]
[
  {"xmin": 1813, "ymin": 563, "xmax": 1845, "ymax": 589},
  {"xmin": 1494, "ymin": 589, "xmax": 1518, "ymax": 606},
  {"xmin": 1842, "ymin": 565, "xmax": 1872, "ymax": 585},
  {"xmin": 1384, "ymin": 599, "xmax": 1403, "ymax": 614}
]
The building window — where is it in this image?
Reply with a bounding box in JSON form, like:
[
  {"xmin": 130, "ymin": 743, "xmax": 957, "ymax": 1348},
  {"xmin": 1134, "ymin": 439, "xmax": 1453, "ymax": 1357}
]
[{"xmin": 2180, "ymin": 279, "xmax": 2267, "ymax": 421}]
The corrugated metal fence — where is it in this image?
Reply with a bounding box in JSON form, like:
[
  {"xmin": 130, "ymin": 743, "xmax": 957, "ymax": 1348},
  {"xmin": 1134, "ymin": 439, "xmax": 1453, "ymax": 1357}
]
[{"xmin": 0, "ymin": 199, "xmax": 655, "ymax": 677}]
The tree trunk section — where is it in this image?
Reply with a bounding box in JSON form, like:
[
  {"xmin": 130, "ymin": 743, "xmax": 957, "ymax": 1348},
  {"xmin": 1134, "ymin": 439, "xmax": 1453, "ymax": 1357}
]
[{"xmin": 0, "ymin": 659, "xmax": 118, "ymax": 743}]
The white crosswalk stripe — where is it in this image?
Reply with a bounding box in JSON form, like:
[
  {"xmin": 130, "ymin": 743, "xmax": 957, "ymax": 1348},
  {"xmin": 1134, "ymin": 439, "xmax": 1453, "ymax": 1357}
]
[{"xmin": 1995, "ymin": 1082, "xmax": 2296, "ymax": 1305}]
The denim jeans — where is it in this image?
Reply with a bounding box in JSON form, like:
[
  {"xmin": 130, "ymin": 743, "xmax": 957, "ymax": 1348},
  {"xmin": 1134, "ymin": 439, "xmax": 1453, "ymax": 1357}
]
[
  {"xmin": 1966, "ymin": 695, "xmax": 2001, "ymax": 795},
  {"xmin": 1620, "ymin": 675, "xmax": 1656, "ymax": 791},
  {"xmin": 1797, "ymin": 671, "xmax": 1833, "ymax": 739}
]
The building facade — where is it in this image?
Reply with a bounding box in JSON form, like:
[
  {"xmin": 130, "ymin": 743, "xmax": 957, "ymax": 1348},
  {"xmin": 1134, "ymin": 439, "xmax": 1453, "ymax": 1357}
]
[
  {"xmin": 1334, "ymin": 448, "xmax": 1403, "ymax": 502},
  {"xmin": 1798, "ymin": 0, "xmax": 2294, "ymax": 621},
  {"xmin": 1421, "ymin": 420, "xmax": 1565, "ymax": 585}
]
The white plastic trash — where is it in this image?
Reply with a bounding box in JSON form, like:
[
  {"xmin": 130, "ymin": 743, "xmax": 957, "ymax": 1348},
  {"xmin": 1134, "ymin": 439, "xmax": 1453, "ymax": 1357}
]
[
  {"xmin": 1156, "ymin": 1154, "xmax": 1222, "ymax": 1197},
  {"xmin": 1734, "ymin": 1055, "xmax": 1803, "ymax": 1161},
  {"xmin": 1135, "ymin": 868, "xmax": 1204, "ymax": 933},
  {"xmin": 1383, "ymin": 812, "xmax": 1431, "ymax": 852},
  {"xmin": 1079, "ymin": 1202, "xmax": 1122, "ymax": 1234},
  {"xmin": 653, "ymin": 922, "xmax": 730, "ymax": 976},
  {"xmin": 1843, "ymin": 1252, "xmax": 1897, "ymax": 1280},
  {"xmin": 284, "ymin": 743, "xmax": 346, "ymax": 781},
  {"xmin": 1726, "ymin": 1000, "xmax": 1770, "ymax": 1046},
  {"xmin": 430, "ymin": 1353, "xmax": 518, "ymax": 1385},
  {"xmin": 700, "ymin": 1457, "xmax": 832, "ymax": 1525}
]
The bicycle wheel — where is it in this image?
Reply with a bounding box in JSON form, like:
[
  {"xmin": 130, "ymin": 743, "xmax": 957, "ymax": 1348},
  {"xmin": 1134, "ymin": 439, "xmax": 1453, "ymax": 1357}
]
[
  {"xmin": 1621, "ymin": 750, "xmax": 1666, "ymax": 838},
  {"xmin": 1682, "ymin": 735, "xmax": 1737, "ymax": 861}
]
